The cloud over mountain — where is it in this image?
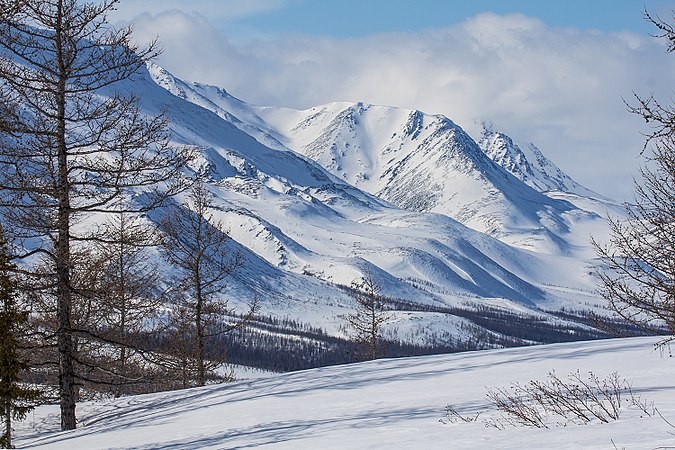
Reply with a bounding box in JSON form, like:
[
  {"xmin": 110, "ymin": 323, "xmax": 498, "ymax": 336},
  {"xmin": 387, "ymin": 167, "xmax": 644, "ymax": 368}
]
[{"xmin": 122, "ymin": 10, "xmax": 673, "ymax": 200}]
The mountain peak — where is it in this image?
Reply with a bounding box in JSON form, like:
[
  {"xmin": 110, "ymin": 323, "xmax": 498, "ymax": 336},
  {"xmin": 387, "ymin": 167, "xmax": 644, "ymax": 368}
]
[{"xmin": 477, "ymin": 122, "xmax": 602, "ymax": 198}]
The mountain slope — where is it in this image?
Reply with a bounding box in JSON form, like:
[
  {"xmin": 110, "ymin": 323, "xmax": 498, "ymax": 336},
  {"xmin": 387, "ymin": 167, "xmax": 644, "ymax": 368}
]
[
  {"xmin": 111, "ymin": 64, "xmax": 615, "ymax": 344},
  {"xmin": 257, "ymin": 101, "xmax": 613, "ymax": 254},
  {"xmin": 147, "ymin": 65, "xmax": 625, "ymax": 259},
  {"xmin": 155, "ymin": 79, "xmax": 612, "ymax": 256}
]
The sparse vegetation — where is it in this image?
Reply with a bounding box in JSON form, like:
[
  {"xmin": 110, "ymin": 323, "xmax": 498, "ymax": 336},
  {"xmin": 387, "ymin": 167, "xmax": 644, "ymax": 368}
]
[
  {"xmin": 442, "ymin": 371, "xmax": 654, "ymax": 431},
  {"xmin": 486, "ymin": 371, "xmax": 625, "ymax": 428}
]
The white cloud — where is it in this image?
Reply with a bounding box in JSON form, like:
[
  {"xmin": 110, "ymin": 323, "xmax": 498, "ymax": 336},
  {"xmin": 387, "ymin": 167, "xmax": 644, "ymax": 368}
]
[{"xmin": 128, "ymin": 10, "xmax": 674, "ymax": 201}]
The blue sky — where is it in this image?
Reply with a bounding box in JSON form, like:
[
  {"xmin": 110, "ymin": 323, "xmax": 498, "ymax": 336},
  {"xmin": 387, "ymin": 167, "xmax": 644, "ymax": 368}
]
[
  {"xmin": 115, "ymin": 0, "xmax": 675, "ymax": 199},
  {"xmin": 228, "ymin": 0, "xmax": 670, "ymax": 38}
]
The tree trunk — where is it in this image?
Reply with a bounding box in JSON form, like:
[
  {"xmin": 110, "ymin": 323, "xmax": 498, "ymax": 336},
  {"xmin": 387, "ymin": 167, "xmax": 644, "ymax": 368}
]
[
  {"xmin": 116, "ymin": 236, "xmax": 127, "ymax": 398},
  {"xmin": 195, "ymin": 271, "xmax": 205, "ymax": 387},
  {"xmin": 55, "ymin": 0, "xmax": 76, "ymax": 431},
  {"xmin": 4, "ymin": 402, "xmax": 10, "ymax": 449}
]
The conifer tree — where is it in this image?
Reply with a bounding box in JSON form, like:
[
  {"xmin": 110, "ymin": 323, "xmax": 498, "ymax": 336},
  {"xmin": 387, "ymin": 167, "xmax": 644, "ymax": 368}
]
[{"xmin": 0, "ymin": 225, "xmax": 40, "ymax": 449}]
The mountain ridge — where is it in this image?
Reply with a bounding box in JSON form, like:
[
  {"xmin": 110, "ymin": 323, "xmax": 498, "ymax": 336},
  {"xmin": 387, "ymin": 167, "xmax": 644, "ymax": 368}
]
[{"xmin": 130, "ymin": 64, "xmax": 619, "ymax": 344}]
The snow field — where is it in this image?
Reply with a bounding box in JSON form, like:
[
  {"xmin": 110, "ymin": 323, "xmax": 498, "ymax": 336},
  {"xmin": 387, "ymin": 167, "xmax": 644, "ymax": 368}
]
[{"xmin": 17, "ymin": 337, "xmax": 675, "ymax": 449}]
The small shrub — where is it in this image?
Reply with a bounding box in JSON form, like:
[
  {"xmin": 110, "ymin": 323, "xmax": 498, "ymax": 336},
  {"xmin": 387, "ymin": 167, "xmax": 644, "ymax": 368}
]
[
  {"xmin": 443, "ymin": 371, "xmax": 652, "ymax": 429},
  {"xmin": 439, "ymin": 404, "xmax": 482, "ymax": 424},
  {"xmin": 487, "ymin": 370, "xmax": 626, "ymax": 428}
]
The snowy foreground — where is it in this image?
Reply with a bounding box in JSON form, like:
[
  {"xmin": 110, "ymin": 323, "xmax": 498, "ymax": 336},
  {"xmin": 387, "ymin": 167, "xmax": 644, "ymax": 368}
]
[{"xmin": 17, "ymin": 337, "xmax": 674, "ymax": 449}]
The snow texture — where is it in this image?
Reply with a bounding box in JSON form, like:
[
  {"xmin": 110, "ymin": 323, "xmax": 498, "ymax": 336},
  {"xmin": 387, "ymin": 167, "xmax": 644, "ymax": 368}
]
[{"xmin": 16, "ymin": 337, "xmax": 675, "ymax": 449}]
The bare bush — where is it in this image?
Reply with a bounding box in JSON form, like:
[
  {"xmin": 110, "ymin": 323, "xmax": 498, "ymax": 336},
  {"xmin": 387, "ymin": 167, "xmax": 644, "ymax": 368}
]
[
  {"xmin": 443, "ymin": 371, "xmax": 652, "ymax": 430},
  {"xmin": 439, "ymin": 404, "xmax": 482, "ymax": 424},
  {"xmin": 487, "ymin": 371, "xmax": 626, "ymax": 428},
  {"xmin": 486, "ymin": 383, "xmax": 549, "ymax": 428}
]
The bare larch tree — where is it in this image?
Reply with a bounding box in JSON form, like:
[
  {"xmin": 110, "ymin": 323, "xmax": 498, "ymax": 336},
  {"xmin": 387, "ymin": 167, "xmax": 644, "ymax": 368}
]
[
  {"xmin": 89, "ymin": 211, "xmax": 163, "ymax": 397},
  {"xmin": 592, "ymin": 9, "xmax": 675, "ymax": 342},
  {"xmin": 346, "ymin": 270, "xmax": 391, "ymax": 361},
  {"xmin": 160, "ymin": 178, "xmax": 257, "ymax": 387},
  {"xmin": 0, "ymin": 0, "xmax": 191, "ymax": 429}
]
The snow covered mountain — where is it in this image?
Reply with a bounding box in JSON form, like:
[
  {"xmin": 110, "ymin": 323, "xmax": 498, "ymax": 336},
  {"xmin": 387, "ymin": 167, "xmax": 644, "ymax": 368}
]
[
  {"xmin": 265, "ymin": 102, "xmax": 585, "ymax": 252},
  {"xmin": 477, "ymin": 121, "xmax": 601, "ymax": 198},
  {"xmin": 152, "ymin": 75, "xmax": 618, "ymax": 256},
  {"xmin": 5, "ymin": 57, "xmax": 626, "ymax": 353},
  {"xmin": 113, "ymin": 64, "xmax": 628, "ymax": 351}
]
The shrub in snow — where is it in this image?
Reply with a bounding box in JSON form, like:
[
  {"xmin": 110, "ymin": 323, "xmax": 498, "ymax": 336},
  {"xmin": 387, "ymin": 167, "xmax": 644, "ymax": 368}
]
[{"xmin": 443, "ymin": 371, "xmax": 655, "ymax": 429}]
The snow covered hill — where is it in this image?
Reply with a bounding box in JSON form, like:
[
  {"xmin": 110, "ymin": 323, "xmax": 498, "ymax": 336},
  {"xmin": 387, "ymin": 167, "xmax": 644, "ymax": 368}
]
[{"xmin": 17, "ymin": 337, "xmax": 675, "ymax": 449}]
